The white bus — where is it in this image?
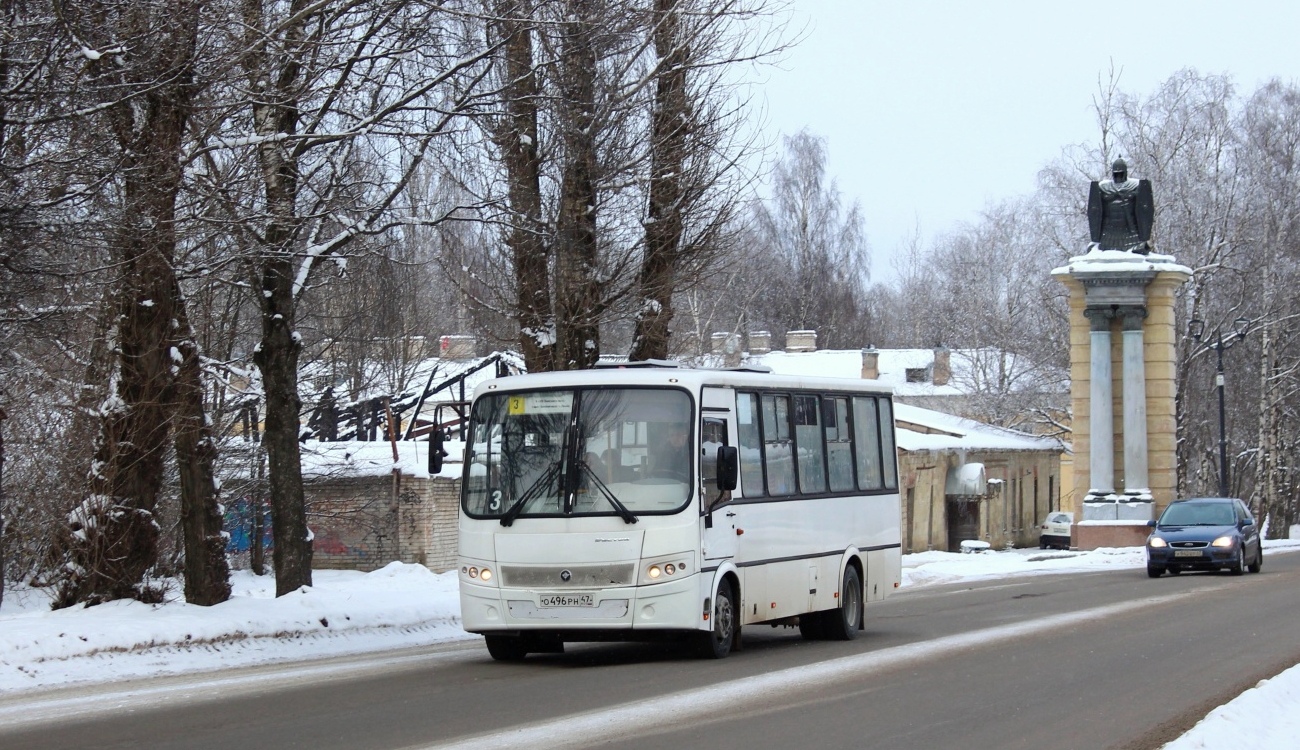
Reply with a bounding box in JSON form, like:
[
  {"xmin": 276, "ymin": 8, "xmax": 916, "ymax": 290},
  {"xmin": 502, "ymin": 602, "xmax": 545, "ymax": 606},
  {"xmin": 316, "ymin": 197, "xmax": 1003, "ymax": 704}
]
[{"xmin": 455, "ymin": 362, "xmax": 902, "ymax": 660}]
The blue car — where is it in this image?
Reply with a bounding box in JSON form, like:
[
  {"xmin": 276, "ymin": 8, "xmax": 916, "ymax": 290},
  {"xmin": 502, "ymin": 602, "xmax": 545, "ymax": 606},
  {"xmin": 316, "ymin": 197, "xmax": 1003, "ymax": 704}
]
[{"xmin": 1146, "ymin": 497, "xmax": 1263, "ymax": 578}]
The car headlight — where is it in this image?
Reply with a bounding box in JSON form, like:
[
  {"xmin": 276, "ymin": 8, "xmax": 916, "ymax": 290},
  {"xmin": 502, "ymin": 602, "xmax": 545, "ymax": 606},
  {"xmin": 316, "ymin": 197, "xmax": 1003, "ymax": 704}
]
[
  {"xmin": 1211, "ymin": 536, "xmax": 1235, "ymax": 548},
  {"xmin": 639, "ymin": 552, "xmax": 695, "ymax": 585},
  {"xmin": 1148, "ymin": 537, "xmax": 1167, "ymax": 548}
]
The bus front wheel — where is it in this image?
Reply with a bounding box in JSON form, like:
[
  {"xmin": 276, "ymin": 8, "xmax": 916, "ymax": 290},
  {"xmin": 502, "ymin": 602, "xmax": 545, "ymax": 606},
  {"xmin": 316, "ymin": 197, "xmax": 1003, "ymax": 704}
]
[
  {"xmin": 697, "ymin": 582, "xmax": 737, "ymax": 659},
  {"xmin": 485, "ymin": 634, "xmax": 529, "ymax": 661}
]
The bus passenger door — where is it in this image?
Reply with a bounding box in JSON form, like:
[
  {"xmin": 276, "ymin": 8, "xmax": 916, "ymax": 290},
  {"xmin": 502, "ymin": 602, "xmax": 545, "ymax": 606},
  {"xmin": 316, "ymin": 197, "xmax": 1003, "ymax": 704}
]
[{"xmin": 700, "ymin": 387, "xmax": 738, "ymax": 563}]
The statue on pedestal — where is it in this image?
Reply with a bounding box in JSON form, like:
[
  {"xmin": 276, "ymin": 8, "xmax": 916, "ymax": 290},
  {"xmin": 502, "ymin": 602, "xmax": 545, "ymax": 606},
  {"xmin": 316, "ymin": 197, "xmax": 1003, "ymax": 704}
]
[{"xmin": 1087, "ymin": 158, "xmax": 1154, "ymax": 254}]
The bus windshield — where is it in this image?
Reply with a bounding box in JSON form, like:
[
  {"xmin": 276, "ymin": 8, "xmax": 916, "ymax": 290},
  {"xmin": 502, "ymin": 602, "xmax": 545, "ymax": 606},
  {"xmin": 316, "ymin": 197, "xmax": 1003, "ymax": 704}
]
[{"xmin": 463, "ymin": 387, "xmax": 694, "ymax": 522}]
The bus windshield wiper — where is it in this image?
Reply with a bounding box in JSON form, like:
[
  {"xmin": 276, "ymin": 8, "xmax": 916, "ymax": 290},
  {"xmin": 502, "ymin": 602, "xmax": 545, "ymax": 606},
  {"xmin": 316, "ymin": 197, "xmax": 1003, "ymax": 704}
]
[
  {"xmin": 500, "ymin": 459, "xmax": 562, "ymax": 527},
  {"xmin": 579, "ymin": 461, "xmax": 638, "ymax": 524}
]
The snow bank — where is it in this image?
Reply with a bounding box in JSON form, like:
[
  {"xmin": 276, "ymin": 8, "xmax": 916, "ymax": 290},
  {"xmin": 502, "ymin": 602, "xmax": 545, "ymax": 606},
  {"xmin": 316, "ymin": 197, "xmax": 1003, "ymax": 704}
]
[
  {"xmin": 0, "ymin": 563, "xmax": 470, "ymax": 693},
  {"xmin": 1163, "ymin": 662, "xmax": 1300, "ymax": 749}
]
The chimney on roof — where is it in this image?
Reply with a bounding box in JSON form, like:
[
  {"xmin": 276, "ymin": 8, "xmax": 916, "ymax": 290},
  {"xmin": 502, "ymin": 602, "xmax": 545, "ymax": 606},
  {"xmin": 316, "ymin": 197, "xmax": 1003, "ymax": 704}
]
[
  {"xmin": 711, "ymin": 331, "xmax": 741, "ymax": 367},
  {"xmin": 861, "ymin": 346, "xmax": 879, "ymax": 380},
  {"xmin": 932, "ymin": 345, "xmax": 951, "ymax": 386},
  {"xmin": 786, "ymin": 329, "xmax": 817, "ymax": 353},
  {"xmin": 748, "ymin": 331, "xmax": 771, "ymax": 355}
]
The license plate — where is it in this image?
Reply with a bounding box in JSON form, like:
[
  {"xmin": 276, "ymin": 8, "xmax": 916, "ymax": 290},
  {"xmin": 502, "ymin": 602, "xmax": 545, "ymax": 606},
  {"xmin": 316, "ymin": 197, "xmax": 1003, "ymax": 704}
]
[
  {"xmin": 539, "ymin": 593, "xmax": 595, "ymax": 608},
  {"xmin": 1174, "ymin": 550, "xmax": 1204, "ymax": 558}
]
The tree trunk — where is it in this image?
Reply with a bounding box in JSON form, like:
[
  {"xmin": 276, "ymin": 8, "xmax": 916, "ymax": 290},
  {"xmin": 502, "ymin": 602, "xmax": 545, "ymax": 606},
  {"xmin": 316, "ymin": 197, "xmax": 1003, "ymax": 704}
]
[
  {"xmin": 0, "ymin": 407, "xmax": 7, "ymax": 608},
  {"xmin": 492, "ymin": 1, "xmax": 555, "ymax": 372},
  {"xmin": 243, "ymin": 0, "xmax": 314, "ymax": 595},
  {"xmin": 55, "ymin": 2, "xmax": 204, "ymax": 605},
  {"xmin": 553, "ymin": 3, "xmax": 602, "ymax": 370},
  {"xmin": 630, "ymin": 0, "xmax": 688, "ymax": 362},
  {"xmin": 251, "ymin": 446, "xmax": 266, "ymax": 576},
  {"xmin": 255, "ymin": 256, "xmax": 313, "ymax": 595},
  {"xmin": 1253, "ymin": 245, "xmax": 1284, "ymax": 537},
  {"xmin": 171, "ymin": 283, "xmax": 232, "ymax": 605}
]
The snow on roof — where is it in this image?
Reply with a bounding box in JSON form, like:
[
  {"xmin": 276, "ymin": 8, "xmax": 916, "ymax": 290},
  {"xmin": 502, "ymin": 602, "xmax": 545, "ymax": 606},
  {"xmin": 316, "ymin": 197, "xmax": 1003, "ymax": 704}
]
[
  {"xmin": 299, "ymin": 439, "xmax": 465, "ymax": 481},
  {"xmin": 894, "ymin": 402, "xmax": 1061, "ymax": 454},
  {"xmin": 299, "ymin": 352, "xmax": 524, "ymax": 407},
  {"xmin": 736, "ymin": 347, "xmax": 1063, "ymax": 397}
]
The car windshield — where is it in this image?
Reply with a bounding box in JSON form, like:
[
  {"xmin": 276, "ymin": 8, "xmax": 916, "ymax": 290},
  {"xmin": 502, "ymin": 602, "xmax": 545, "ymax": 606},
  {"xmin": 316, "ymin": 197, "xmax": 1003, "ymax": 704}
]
[
  {"xmin": 463, "ymin": 387, "xmax": 693, "ymax": 522},
  {"xmin": 1159, "ymin": 502, "xmax": 1235, "ymax": 526}
]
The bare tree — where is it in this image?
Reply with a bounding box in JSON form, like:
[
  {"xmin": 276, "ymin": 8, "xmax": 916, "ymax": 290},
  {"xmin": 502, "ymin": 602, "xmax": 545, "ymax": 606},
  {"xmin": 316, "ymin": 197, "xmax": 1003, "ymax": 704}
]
[
  {"xmin": 745, "ymin": 130, "xmax": 872, "ymax": 349},
  {"xmin": 460, "ymin": 0, "xmax": 782, "ymax": 369},
  {"xmin": 487, "ymin": 0, "xmax": 555, "ymax": 371},
  {"xmin": 628, "ymin": 0, "xmax": 770, "ymax": 361},
  {"xmin": 1239, "ymin": 80, "xmax": 1300, "ymax": 536},
  {"xmin": 37, "ymin": 0, "xmax": 235, "ymax": 607},
  {"xmin": 214, "ymin": 0, "xmax": 495, "ymax": 595}
]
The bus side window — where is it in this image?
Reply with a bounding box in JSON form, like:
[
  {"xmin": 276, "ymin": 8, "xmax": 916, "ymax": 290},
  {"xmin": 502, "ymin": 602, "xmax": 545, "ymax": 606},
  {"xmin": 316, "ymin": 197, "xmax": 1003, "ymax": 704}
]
[
  {"xmin": 853, "ymin": 396, "xmax": 883, "ymax": 491},
  {"xmin": 825, "ymin": 397, "xmax": 854, "ymax": 492},
  {"xmin": 737, "ymin": 392, "xmax": 764, "ymax": 497},
  {"xmin": 879, "ymin": 397, "xmax": 899, "ymax": 489},
  {"xmin": 793, "ymin": 394, "xmax": 826, "ymax": 493},
  {"xmin": 762, "ymin": 394, "xmax": 795, "ymax": 496}
]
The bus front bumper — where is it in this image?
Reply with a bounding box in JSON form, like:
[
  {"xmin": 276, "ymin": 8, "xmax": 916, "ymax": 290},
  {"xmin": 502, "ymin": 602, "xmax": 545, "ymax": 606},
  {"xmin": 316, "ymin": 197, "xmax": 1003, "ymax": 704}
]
[{"xmin": 460, "ymin": 574, "xmax": 704, "ymax": 634}]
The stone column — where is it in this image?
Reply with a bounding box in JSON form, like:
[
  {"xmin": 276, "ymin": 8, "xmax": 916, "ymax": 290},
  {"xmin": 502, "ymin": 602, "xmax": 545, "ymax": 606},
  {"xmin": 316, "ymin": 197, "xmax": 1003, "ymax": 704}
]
[
  {"xmin": 1119, "ymin": 306, "xmax": 1149, "ymax": 496},
  {"xmin": 1053, "ymin": 251, "xmax": 1191, "ymax": 547},
  {"xmin": 1084, "ymin": 308, "xmax": 1115, "ymax": 497}
]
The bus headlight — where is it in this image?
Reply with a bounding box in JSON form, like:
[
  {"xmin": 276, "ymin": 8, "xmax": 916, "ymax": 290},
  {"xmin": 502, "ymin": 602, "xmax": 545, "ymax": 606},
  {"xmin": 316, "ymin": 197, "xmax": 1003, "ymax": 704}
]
[
  {"xmin": 460, "ymin": 559, "xmax": 498, "ymax": 586},
  {"xmin": 640, "ymin": 552, "xmax": 694, "ymax": 585}
]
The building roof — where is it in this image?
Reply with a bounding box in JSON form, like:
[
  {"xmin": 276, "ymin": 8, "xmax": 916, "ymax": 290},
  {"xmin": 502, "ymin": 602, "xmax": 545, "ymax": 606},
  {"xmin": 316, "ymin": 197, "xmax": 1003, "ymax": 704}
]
[
  {"xmin": 739, "ymin": 347, "xmax": 1066, "ymax": 398},
  {"xmin": 893, "ymin": 402, "xmax": 1062, "ymax": 454}
]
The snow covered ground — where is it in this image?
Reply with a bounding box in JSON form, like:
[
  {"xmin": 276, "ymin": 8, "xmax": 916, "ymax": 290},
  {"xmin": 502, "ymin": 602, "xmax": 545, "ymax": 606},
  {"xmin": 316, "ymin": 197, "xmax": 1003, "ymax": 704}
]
[{"xmin": 3, "ymin": 537, "xmax": 1299, "ymax": 748}]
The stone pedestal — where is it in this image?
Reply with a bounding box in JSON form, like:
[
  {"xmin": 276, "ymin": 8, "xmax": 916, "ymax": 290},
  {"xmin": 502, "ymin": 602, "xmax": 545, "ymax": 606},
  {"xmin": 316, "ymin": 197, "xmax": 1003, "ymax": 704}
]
[
  {"xmin": 1073, "ymin": 520, "xmax": 1155, "ymax": 550},
  {"xmin": 1053, "ymin": 250, "xmax": 1191, "ymax": 547}
]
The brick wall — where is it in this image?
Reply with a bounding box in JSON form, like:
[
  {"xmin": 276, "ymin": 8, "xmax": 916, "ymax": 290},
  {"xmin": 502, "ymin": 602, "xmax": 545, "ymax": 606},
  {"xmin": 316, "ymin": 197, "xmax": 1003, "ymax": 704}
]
[{"xmin": 306, "ymin": 472, "xmax": 460, "ymax": 572}]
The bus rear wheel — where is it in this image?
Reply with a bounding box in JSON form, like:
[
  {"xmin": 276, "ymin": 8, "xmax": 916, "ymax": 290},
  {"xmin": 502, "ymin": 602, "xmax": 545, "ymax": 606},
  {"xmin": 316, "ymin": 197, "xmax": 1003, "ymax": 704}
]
[
  {"xmin": 822, "ymin": 566, "xmax": 862, "ymax": 641},
  {"xmin": 485, "ymin": 634, "xmax": 529, "ymax": 661},
  {"xmin": 697, "ymin": 582, "xmax": 737, "ymax": 659},
  {"xmin": 798, "ymin": 613, "xmax": 825, "ymax": 640}
]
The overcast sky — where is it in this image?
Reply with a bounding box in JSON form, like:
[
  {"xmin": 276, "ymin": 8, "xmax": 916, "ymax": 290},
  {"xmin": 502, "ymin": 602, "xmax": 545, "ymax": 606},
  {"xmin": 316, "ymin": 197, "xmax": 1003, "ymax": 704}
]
[{"xmin": 755, "ymin": 1, "xmax": 1300, "ymax": 279}]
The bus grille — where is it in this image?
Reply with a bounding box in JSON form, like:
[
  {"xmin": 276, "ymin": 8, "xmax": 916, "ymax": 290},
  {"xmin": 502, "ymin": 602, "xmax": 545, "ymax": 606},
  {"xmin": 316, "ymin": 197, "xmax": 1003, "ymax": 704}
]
[{"xmin": 500, "ymin": 563, "xmax": 636, "ymax": 588}]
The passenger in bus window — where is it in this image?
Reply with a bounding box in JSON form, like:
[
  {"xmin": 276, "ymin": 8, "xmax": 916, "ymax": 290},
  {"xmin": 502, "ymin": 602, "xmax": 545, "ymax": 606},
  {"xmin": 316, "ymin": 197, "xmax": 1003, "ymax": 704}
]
[
  {"xmin": 648, "ymin": 426, "xmax": 690, "ymax": 481},
  {"xmin": 601, "ymin": 448, "xmax": 621, "ymax": 481},
  {"xmin": 584, "ymin": 451, "xmax": 606, "ymax": 478}
]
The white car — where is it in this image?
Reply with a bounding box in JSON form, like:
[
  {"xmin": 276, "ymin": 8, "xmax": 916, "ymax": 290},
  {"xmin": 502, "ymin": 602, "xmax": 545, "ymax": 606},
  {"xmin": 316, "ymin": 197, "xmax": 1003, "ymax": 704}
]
[{"xmin": 1038, "ymin": 512, "xmax": 1074, "ymax": 549}]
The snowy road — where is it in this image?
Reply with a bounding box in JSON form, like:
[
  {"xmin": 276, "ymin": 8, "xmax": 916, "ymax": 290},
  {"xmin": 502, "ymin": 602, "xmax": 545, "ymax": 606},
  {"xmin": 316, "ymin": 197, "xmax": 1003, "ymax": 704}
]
[{"xmin": 3, "ymin": 551, "xmax": 1299, "ymax": 750}]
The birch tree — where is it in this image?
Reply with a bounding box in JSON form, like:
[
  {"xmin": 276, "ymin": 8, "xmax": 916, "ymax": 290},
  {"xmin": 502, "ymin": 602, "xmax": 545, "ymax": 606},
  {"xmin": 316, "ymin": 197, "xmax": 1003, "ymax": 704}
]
[
  {"xmin": 746, "ymin": 130, "xmax": 872, "ymax": 350},
  {"xmin": 1239, "ymin": 81, "xmax": 1300, "ymax": 536}
]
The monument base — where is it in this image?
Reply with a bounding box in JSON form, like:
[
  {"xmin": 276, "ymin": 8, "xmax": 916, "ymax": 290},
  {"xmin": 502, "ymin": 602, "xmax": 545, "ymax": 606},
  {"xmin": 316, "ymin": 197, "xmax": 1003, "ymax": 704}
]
[
  {"xmin": 1075, "ymin": 494, "xmax": 1154, "ymax": 550},
  {"xmin": 1074, "ymin": 520, "xmax": 1152, "ymax": 551},
  {"xmin": 1082, "ymin": 493, "xmax": 1153, "ymax": 521}
]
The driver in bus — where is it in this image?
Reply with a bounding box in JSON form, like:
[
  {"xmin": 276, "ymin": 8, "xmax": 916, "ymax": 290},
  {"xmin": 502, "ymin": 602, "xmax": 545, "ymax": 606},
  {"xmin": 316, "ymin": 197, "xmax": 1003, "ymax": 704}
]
[{"xmin": 648, "ymin": 426, "xmax": 690, "ymax": 480}]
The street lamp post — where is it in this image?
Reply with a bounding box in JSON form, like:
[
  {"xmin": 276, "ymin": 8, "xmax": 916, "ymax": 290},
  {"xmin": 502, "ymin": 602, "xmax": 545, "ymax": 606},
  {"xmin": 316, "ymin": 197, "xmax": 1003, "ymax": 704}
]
[{"xmin": 1189, "ymin": 316, "xmax": 1250, "ymax": 496}]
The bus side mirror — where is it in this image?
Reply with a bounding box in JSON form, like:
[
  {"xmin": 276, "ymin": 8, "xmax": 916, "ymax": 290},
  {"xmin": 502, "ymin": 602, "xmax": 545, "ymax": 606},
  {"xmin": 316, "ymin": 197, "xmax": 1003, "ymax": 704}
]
[
  {"xmin": 429, "ymin": 429, "xmax": 446, "ymax": 474},
  {"xmin": 716, "ymin": 445, "xmax": 738, "ymax": 492}
]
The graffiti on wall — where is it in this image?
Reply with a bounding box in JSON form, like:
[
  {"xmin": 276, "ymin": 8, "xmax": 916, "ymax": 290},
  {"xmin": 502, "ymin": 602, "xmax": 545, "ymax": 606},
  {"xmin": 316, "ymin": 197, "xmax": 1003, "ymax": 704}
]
[{"xmin": 223, "ymin": 496, "xmax": 274, "ymax": 553}]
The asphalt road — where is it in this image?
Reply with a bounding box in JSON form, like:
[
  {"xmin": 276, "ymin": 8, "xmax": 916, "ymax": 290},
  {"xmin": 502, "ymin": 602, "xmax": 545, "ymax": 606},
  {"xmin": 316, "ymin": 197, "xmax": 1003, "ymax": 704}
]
[{"xmin": 3, "ymin": 552, "xmax": 1299, "ymax": 750}]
